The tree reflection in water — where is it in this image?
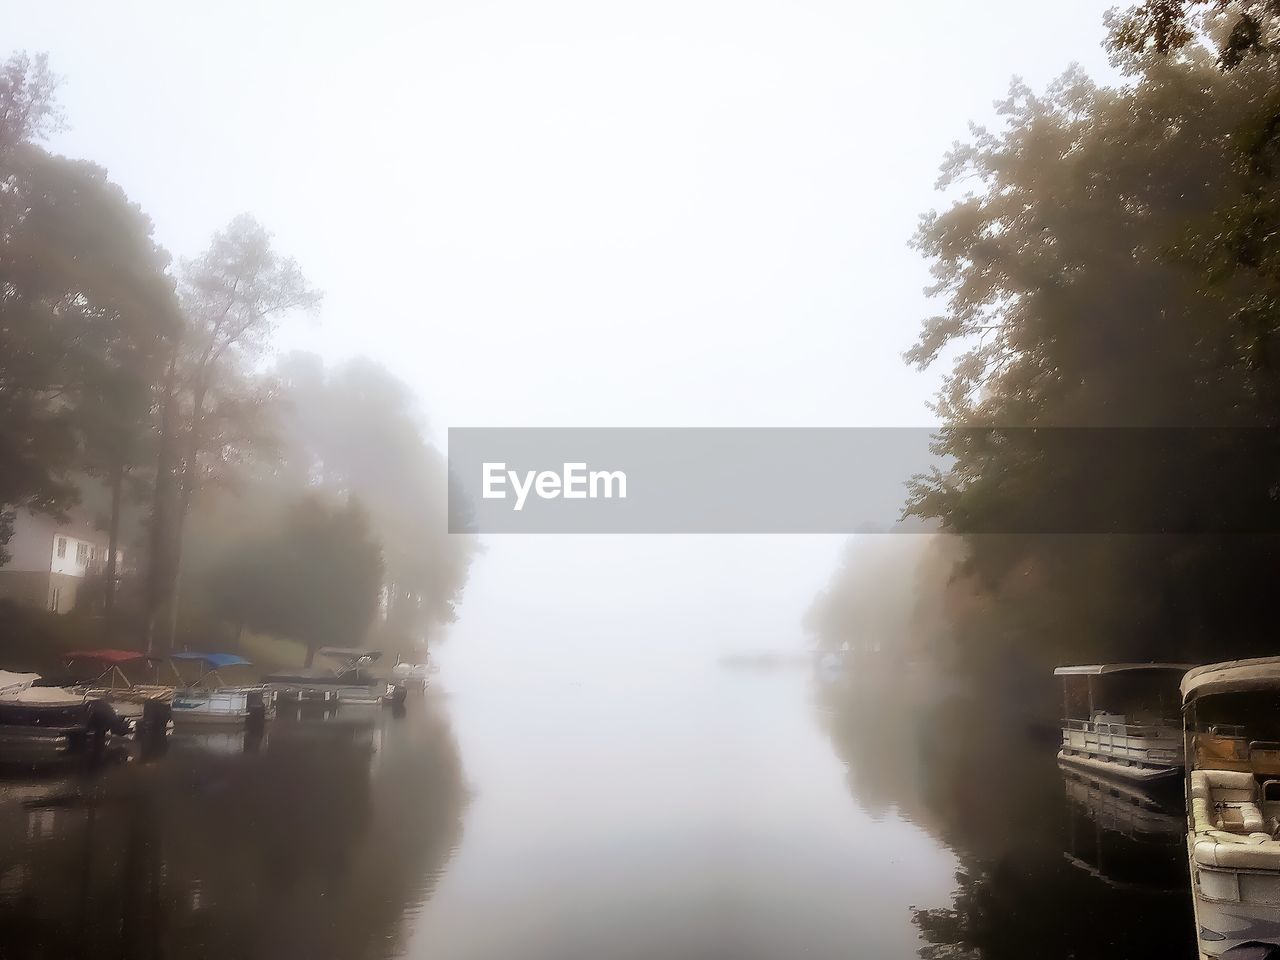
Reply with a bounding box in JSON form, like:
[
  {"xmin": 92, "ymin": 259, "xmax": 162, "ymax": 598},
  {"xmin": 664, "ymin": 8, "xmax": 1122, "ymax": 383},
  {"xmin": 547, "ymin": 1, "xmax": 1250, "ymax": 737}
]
[
  {"xmin": 0, "ymin": 694, "xmax": 467, "ymax": 960},
  {"xmin": 816, "ymin": 670, "xmax": 1195, "ymax": 960}
]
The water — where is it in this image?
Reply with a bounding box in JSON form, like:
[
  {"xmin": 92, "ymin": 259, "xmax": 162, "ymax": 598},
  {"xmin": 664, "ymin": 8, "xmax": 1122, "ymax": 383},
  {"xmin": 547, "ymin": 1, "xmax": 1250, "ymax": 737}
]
[{"xmin": 0, "ymin": 663, "xmax": 1199, "ymax": 959}]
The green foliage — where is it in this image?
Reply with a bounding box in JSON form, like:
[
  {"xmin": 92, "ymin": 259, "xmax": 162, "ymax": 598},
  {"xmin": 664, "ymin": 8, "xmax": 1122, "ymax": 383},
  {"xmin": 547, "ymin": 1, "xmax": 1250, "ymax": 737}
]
[
  {"xmin": 0, "ymin": 49, "xmax": 475, "ymax": 656},
  {"xmin": 807, "ymin": 536, "xmax": 964, "ymax": 665},
  {"xmin": 905, "ymin": 28, "xmax": 1280, "ymax": 673},
  {"xmin": 273, "ymin": 353, "xmax": 477, "ymax": 647},
  {"xmin": 208, "ymin": 495, "xmax": 384, "ymax": 664},
  {"xmin": 0, "ymin": 51, "xmax": 180, "ymax": 566},
  {"xmin": 1110, "ymin": 1, "xmax": 1280, "ymax": 66}
]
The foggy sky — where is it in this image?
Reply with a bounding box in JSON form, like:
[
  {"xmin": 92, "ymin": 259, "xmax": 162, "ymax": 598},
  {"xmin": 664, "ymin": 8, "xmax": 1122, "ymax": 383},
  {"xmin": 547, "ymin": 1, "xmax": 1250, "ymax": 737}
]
[{"xmin": 6, "ymin": 0, "xmax": 1122, "ymax": 665}]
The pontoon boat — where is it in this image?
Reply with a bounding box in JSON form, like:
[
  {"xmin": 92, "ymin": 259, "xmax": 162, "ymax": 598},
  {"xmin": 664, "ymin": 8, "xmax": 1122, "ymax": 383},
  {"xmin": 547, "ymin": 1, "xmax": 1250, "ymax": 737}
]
[
  {"xmin": 0, "ymin": 670, "xmax": 132, "ymax": 757},
  {"xmin": 264, "ymin": 648, "xmax": 405, "ymax": 706},
  {"xmin": 168, "ymin": 653, "xmax": 273, "ymax": 728},
  {"xmin": 1182, "ymin": 657, "xmax": 1280, "ymax": 958},
  {"xmin": 1055, "ymin": 663, "xmax": 1194, "ymax": 783},
  {"xmin": 59, "ymin": 649, "xmax": 173, "ymax": 736}
]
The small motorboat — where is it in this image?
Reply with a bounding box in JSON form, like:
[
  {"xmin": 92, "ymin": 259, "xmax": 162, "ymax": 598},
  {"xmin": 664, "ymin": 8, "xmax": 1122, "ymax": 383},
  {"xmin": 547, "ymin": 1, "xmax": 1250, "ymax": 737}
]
[
  {"xmin": 59, "ymin": 649, "xmax": 174, "ymax": 737},
  {"xmin": 168, "ymin": 652, "xmax": 272, "ymax": 728},
  {"xmin": 1055, "ymin": 663, "xmax": 1194, "ymax": 783},
  {"xmin": 264, "ymin": 648, "xmax": 405, "ymax": 706},
  {"xmin": 0, "ymin": 670, "xmax": 132, "ymax": 757}
]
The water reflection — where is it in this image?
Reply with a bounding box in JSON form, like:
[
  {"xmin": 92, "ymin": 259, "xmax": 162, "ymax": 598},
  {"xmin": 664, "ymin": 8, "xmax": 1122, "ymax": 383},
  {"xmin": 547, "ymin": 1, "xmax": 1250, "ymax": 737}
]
[
  {"xmin": 1060, "ymin": 768, "xmax": 1185, "ymax": 893},
  {"xmin": 0, "ymin": 693, "xmax": 467, "ymax": 960},
  {"xmin": 817, "ymin": 670, "xmax": 1196, "ymax": 959}
]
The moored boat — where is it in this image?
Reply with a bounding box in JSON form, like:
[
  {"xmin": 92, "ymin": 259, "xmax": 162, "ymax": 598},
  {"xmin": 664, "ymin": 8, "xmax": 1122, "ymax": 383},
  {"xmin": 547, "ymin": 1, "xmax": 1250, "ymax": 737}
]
[
  {"xmin": 0, "ymin": 670, "xmax": 132, "ymax": 758},
  {"xmin": 59, "ymin": 649, "xmax": 174, "ymax": 737},
  {"xmin": 1182, "ymin": 658, "xmax": 1280, "ymax": 959},
  {"xmin": 168, "ymin": 652, "xmax": 272, "ymax": 728},
  {"xmin": 1055, "ymin": 663, "xmax": 1194, "ymax": 783},
  {"xmin": 264, "ymin": 648, "xmax": 405, "ymax": 706}
]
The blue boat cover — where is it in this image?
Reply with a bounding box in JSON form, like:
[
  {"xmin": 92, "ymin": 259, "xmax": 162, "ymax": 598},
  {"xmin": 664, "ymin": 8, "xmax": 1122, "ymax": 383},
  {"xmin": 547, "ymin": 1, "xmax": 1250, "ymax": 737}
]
[{"xmin": 171, "ymin": 652, "xmax": 251, "ymax": 668}]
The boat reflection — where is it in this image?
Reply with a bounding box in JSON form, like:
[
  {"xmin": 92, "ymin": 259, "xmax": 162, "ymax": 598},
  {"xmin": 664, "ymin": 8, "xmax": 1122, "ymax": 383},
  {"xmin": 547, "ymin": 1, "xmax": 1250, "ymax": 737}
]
[
  {"xmin": 1060, "ymin": 766, "xmax": 1186, "ymax": 893},
  {"xmin": 0, "ymin": 693, "xmax": 467, "ymax": 960},
  {"xmin": 817, "ymin": 670, "xmax": 1197, "ymax": 959}
]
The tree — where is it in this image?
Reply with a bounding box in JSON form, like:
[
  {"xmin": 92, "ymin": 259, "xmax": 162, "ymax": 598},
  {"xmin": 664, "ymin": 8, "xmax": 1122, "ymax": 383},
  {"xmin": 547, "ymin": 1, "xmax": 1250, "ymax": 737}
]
[
  {"xmin": 0, "ymin": 51, "xmax": 62, "ymax": 159},
  {"xmin": 0, "ymin": 52, "xmax": 180, "ymax": 568},
  {"xmin": 147, "ymin": 215, "xmax": 319, "ymax": 652},
  {"xmin": 905, "ymin": 40, "xmax": 1280, "ymax": 680},
  {"xmin": 272, "ymin": 354, "xmax": 476, "ymax": 654},
  {"xmin": 1111, "ymin": 1, "xmax": 1280, "ymax": 66},
  {"xmin": 209, "ymin": 495, "xmax": 384, "ymax": 666}
]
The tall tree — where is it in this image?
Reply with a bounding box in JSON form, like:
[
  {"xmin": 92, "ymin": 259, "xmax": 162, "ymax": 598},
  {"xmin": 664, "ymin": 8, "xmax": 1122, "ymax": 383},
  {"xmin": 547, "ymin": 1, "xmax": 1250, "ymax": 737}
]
[
  {"xmin": 1111, "ymin": 1, "xmax": 1280, "ymax": 66},
  {"xmin": 147, "ymin": 215, "xmax": 318, "ymax": 652},
  {"xmin": 0, "ymin": 52, "xmax": 180, "ymax": 568},
  {"xmin": 905, "ymin": 40, "xmax": 1280, "ymax": 679},
  {"xmin": 272, "ymin": 354, "xmax": 476, "ymax": 654}
]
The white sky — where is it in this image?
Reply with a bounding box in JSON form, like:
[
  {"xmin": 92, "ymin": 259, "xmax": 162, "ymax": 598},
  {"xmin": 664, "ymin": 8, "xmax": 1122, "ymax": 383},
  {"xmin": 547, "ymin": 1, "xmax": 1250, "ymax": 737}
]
[{"xmin": 8, "ymin": 0, "xmax": 1122, "ymax": 662}]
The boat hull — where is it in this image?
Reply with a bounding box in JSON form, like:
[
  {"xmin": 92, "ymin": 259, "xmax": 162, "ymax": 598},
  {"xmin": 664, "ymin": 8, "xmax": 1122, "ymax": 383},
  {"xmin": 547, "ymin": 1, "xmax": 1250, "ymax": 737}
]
[
  {"xmin": 1187, "ymin": 837, "xmax": 1280, "ymax": 958},
  {"xmin": 1057, "ymin": 749, "xmax": 1182, "ymax": 783},
  {"xmin": 171, "ymin": 689, "xmax": 269, "ymax": 727},
  {"xmin": 0, "ymin": 697, "xmax": 129, "ymax": 759},
  {"xmin": 265, "ymin": 679, "xmax": 400, "ymax": 706}
]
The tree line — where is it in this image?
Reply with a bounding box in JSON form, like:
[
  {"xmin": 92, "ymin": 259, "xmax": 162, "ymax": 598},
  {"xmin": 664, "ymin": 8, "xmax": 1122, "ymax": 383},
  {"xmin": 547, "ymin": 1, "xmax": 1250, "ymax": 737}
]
[
  {"xmin": 811, "ymin": 3, "xmax": 1280, "ymax": 701},
  {"xmin": 0, "ymin": 52, "xmax": 473, "ymax": 664}
]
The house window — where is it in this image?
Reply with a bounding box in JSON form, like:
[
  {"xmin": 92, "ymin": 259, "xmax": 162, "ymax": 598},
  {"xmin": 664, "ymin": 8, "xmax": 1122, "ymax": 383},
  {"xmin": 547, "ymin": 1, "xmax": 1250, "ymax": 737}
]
[
  {"xmin": 49, "ymin": 587, "xmax": 60, "ymax": 612},
  {"xmin": 56, "ymin": 537, "xmax": 66, "ymax": 558},
  {"xmin": 76, "ymin": 542, "xmax": 88, "ymax": 564}
]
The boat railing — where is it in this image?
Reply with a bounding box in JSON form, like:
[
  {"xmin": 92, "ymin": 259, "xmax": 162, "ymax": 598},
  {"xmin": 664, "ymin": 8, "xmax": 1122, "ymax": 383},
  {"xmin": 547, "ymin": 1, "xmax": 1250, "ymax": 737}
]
[{"xmin": 1061, "ymin": 717, "xmax": 1182, "ymax": 765}]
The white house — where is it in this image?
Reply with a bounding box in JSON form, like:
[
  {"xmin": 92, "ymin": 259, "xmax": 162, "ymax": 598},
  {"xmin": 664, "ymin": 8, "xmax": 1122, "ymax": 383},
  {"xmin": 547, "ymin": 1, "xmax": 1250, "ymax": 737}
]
[{"xmin": 0, "ymin": 508, "xmax": 118, "ymax": 614}]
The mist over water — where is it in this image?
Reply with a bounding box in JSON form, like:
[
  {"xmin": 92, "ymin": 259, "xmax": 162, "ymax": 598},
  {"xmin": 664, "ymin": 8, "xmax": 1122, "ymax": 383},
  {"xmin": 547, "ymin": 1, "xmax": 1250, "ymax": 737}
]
[
  {"xmin": 413, "ymin": 536, "xmax": 958, "ymax": 959},
  {"xmin": 0, "ymin": 0, "xmax": 1248, "ymax": 956}
]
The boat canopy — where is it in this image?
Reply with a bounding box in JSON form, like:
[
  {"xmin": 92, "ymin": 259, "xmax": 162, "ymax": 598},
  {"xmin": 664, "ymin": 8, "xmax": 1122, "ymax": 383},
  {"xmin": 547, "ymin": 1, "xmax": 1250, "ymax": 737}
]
[
  {"xmin": 1054, "ymin": 663, "xmax": 1196, "ymax": 677},
  {"xmin": 316, "ymin": 647, "xmax": 381, "ymax": 662},
  {"xmin": 63, "ymin": 649, "xmax": 149, "ymax": 664},
  {"xmin": 1182, "ymin": 658, "xmax": 1280, "ymax": 704},
  {"xmin": 0, "ymin": 671, "xmax": 40, "ymax": 695},
  {"xmin": 171, "ymin": 653, "xmax": 251, "ymax": 668}
]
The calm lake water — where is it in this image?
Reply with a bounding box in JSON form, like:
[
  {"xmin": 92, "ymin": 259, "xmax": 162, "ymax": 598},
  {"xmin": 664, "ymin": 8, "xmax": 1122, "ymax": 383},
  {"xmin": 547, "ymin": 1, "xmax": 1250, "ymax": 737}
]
[{"xmin": 0, "ymin": 660, "xmax": 1198, "ymax": 959}]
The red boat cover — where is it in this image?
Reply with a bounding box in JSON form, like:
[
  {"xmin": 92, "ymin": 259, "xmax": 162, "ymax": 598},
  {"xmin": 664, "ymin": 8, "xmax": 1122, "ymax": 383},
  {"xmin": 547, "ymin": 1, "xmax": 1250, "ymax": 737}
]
[{"xmin": 63, "ymin": 649, "xmax": 149, "ymax": 664}]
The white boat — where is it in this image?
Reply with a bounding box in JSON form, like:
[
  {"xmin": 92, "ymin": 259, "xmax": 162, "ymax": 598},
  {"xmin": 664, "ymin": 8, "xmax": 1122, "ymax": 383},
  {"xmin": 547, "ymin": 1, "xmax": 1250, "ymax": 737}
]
[
  {"xmin": 0, "ymin": 670, "xmax": 133, "ymax": 756},
  {"xmin": 391, "ymin": 658, "xmax": 431, "ymax": 689},
  {"xmin": 1182, "ymin": 658, "xmax": 1280, "ymax": 959},
  {"xmin": 264, "ymin": 648, "xmax": 404, "ymax": 707},
  {"xmin": 168, "ymin": 653, "xmax": 272, "ymax": 727},
  {"xmin": 1055, "ymin": 663, "xmax": 1193, "ymax": 783}
]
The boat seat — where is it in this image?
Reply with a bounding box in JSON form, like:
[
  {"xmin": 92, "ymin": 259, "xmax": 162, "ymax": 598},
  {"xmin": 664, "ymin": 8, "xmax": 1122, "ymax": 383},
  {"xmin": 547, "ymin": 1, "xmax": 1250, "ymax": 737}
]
[
  {"xmin": 1191, "ymin": 770, "xmax": 1267, "ymax": 834},
  {"xmin": 1194, "ymin": 831, "xmax": 1280, "ymax": 869}
]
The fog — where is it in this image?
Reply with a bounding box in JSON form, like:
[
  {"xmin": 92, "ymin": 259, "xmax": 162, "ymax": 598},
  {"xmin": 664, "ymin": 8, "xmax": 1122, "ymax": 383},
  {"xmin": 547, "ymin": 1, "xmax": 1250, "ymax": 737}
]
[
  {"xmin": 0, "ymin": 4, "xmax": 1169, "ymax": 957},
  {"xmin": 3, "ymin": 0, "xmax": 1121, "ymax": 676}
]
